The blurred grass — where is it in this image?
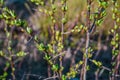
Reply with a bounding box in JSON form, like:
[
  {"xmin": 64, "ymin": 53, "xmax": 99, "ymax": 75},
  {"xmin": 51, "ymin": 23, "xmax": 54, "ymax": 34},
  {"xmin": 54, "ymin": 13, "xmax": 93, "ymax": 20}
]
[{"xmin": 28, "ymin": 0, "xmax": 120, "ymax": 42}]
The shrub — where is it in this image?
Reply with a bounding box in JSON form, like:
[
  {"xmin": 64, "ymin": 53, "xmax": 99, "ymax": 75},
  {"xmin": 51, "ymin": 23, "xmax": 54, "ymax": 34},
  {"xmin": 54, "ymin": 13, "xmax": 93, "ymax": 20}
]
[{"xmin": 0, "ymin": 0, "xmax": 120, "ymax": 80}]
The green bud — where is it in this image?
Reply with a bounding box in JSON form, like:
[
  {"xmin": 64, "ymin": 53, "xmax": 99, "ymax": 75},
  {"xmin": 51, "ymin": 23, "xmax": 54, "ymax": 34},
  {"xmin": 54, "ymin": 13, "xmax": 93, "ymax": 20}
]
[
  {"xmin": 112, "ymin": 13, "xmax": 116, "ymax": 20},
  {"xmin": 116, "ymin": 18, "xmax": 120, "ymax": 22},
  {"xmin": 62, "ymin": 18, "xmax": 67, "ymax": 24},
  {"xmin": 52, "ymin": 4, "xmax": 56, "ymax": 10},
  {"xmin": 26, "ymin": 27, "xmax": 32, "ymax": 34},
  {"xmin": 62, "ymin": 6, "xmax": 68, "ymax": 11}
]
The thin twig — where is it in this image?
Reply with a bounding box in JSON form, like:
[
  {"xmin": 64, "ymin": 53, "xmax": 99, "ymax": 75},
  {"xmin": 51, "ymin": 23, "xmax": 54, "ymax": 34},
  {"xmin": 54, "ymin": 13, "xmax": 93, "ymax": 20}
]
[
  {"xmin": 43, "ymin": 76, "xmax": 58, "ymax": 80},
  {"xmin": 81, "ymin": 0, "xmax": 91, "ymax": 80}
]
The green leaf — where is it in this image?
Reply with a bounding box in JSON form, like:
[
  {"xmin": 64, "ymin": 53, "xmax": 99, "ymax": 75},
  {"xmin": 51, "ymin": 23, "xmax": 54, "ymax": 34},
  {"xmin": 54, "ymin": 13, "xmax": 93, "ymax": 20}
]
[
  {"xmin": 26, "ymin": 27, "xmax": 32, "ymax": 34},
  {"xmin": 52, "ymin": 64, "xmax": 59, "ymax": 71},
  {"xmin": 37, "ymin": 43, "xmax": 45, "ymax": 51},
  {"xmin": 0, "ymin": 51, "xmax": 4, "ymax": 56},
  {"xmin": 16, "ymin": 51, "xmax": 26, "ymax": 57},
  {"xmin": 44, "ymin": 54, "xmax": 51, "ymax": 60},
  {"xmin": 3, "ymin": 72, "xmax": 8, "ymax": 77},
  {"xmin": 92, "ymin": 60, "xmax": 102, "ymax": 67},
  {"xmin": 62, "ymin": 75, "xmax": 66, "ymax": 80},
  {"xmin": 62, "ymin": 18, "xmax": 67, "ymax": 24}
]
